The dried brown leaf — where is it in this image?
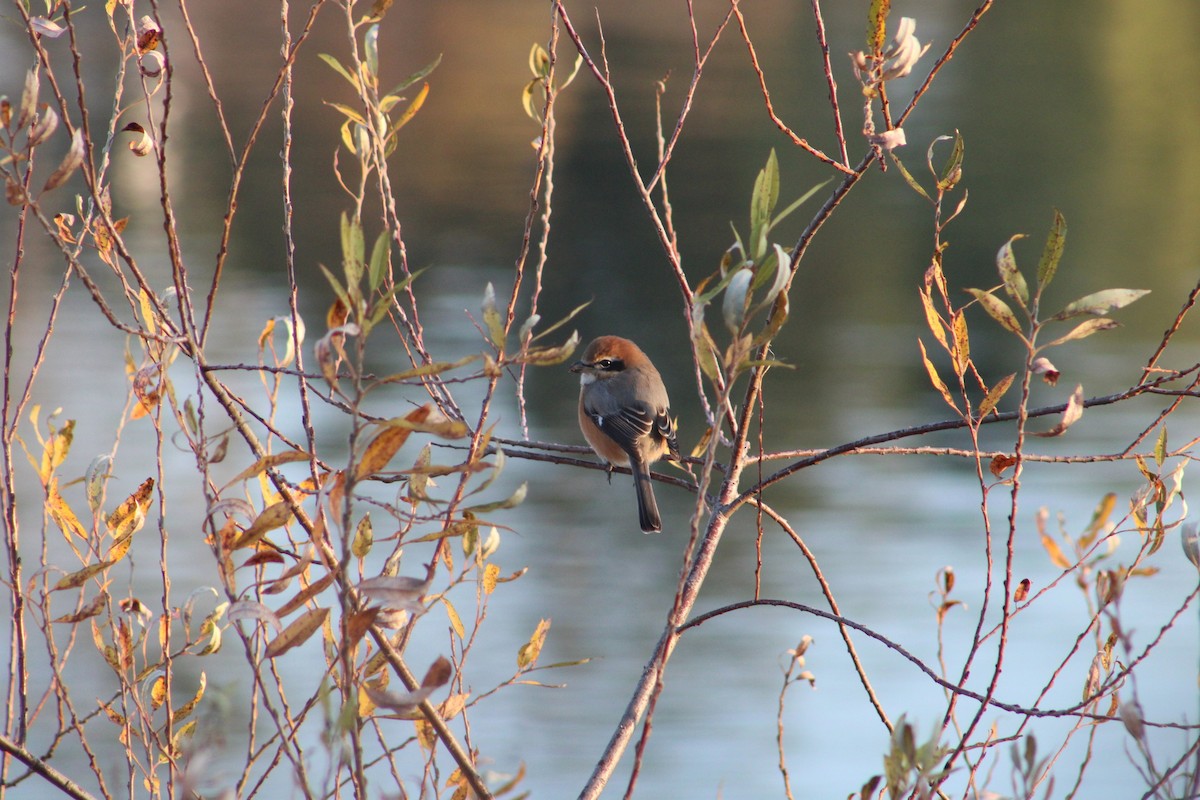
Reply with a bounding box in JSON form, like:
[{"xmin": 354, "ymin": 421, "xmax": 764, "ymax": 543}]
[
  {"xmin": 52, "ymin": 592, "xmax": 107, "ymax": 623},
  {"xmin": 274, "ymin": 573, "xmax": 335, "ymax": 618},
  {"xmin": 263, "ymin": 607, "xmax": 329, "ymax": 659},
  {"xmin": 355, "ymin": 405, "xmax": 432, "ymax": 480},
  {"xmin": 421, "ymin": 655, "xmax": 453, "ymax": 689},
  {"xmin": 989, "ymin": 454, "xmax": 1017, "ymax": 478},
  {"xmin": 1031, "ymin": 357, "xmax": 1059, "ymax": 385},
  {"xmin": 42, "ymin": 129, "xmax": 85, "ymax": 192},
  {"xmin": 1031, "ymin": 384, "xmax": 1084, "ymax": 437}
]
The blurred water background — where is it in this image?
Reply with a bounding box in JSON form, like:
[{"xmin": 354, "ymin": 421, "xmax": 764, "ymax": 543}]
[{"xmin": 1, "ymin": 0, "xmax": 1199, "ymax": 797}]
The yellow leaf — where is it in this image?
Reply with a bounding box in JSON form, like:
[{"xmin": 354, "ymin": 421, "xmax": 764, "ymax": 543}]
[
  {"xmin": 1040, "ymin": 533, "xmax": 1071, "ymax": 569},
  {"xmin": 40, "ymin": 418, "xmax": 74, "ymax": 482},
  {"xmin": 150, "ymin": 676, "xmax": 167, "ymax": 709},
  {"xmin": 47, "ymin": 479, "xmax": 88, "ymax": 541},
  {"xmin": 386, "ymin": 82, "xmax": 430, "ymax": 138},
  {"xmin": 438, "ymin": 692, "xmax": 469, "ymax": 721},
  {"xmin": 1080, "ymin": 492, "xmax": 1117, "ymax": 547},
  {"xmin": 99, "ymin": 699, "xmax": 125, "ymax": 725},
  {"xmin": 105, "ymin": 532, "xmax": 134, "ymax": 564},
  {"xmin": 443, "ymin": 597, "xmax": 465, "ymax": 640},
  {"xmin": 517, "ymin": 618, "xmax": 551, "ymax": 669},
  {"xmin": 220, "ymin": 450, "xmax": 312, "ymax": 492},
  {"xmin": 918, "ymin": 339, "xmax": 959, "ymax": 414},
  {"xmin": 54, "ymin": 560, "xmax": 113, "ymax": 591},
  {"xmin": 168, "ymin": 720, "xmax": 197, "ymax": 760},
  {"xmin": 978, "ymin": 373, "xmax": 1015, "ymax": 418},
  {"xmin": 415, "ymin": 718, "xmax": 435, "ymax": 751},
  {"xmin": 352, "ymin": 514, "xmax": 373, "ymax": 558},
  {"xmin": 233, "ymin": 501, "xmax": 293, "ymax": 549},
  {"xmin": 106, "ymin": 477, "xmax": 154, "ymax": 540},
  {"xmin": 171, "ymin": 672, "xmax": 206, "ymax": 724},
  {"xmin": 951, "ymin": 310, "xmax": 970, "ymax": 377},
  {"xmin": 919, "ymin": 288, "xmax": 947, "ymax": 350},
  {"xmin": 483, "ymin": 563, "xmax": 499, "ymax": 595}
]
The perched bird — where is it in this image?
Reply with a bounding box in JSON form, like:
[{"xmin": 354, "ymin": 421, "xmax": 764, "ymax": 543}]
[{"xmin": 570, "ymin": 336, "xmax": 679, "ymax": 532}]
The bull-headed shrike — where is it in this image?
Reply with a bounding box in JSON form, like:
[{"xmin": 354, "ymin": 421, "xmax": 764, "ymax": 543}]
[{"xmin": 570, "ymin": 336, "xmax": 679, "ymax": 532}]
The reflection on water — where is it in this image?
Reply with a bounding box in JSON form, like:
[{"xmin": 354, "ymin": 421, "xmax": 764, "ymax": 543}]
[{"xmin": 2, "ymin": 0, "xmax": 1198, "ymax": 797}]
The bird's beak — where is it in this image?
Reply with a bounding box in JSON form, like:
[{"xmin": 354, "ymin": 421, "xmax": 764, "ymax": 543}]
[{"xmin": 569, "ymin": 360, "xmax": 587, "ymax": 374}]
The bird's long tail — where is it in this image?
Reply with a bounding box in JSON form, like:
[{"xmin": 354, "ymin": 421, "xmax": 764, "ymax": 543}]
[{"xmin": 632, "ymin": 461, "xmax": 661, "ymax": 533}]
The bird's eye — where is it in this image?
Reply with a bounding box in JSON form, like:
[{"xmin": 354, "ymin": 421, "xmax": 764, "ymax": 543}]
[{"xmin": 597, "ymin": 359, "xmax": 613, "ymax": 368}]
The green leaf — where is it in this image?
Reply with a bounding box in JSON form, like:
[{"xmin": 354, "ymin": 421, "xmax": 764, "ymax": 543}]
[
  {"xmin": 925, "ymin": 134, "xmax": 952, "ymax": 181},
  {"xmin": 1154, "ymin": 426, "xmax": 1167, "ymax": 468},
  {"xmin": 996, "ymin": 235, "xmax": 1029, "ymax": 307},
  {"xmin": 363, "ymin": 268, "xmax": 423, "ymax": 334},
  {"xmin": 1039, "ymin": 318, "xmax": 1119, "ymax": 349},
  {"xmin": 319, "ymin": 53, "xmax": 360, "ymax": 91},
  {"xmin": 318, "ymin": 263, "xmax": 352, "ymax": 312},
  {"xmin": 528, "ymin": 43, "xmax": 550, "ymax": 78},
  {"xmin": 339, "ymin": 119, "xmax": 359, "ymax": 154},
  {"xmin": 692, "ymin": 321, "xmax": 721, "ymax": 384},
  {"xmin": 936, "ymin": 129, "xmax": 964, "ymax": 190},
  {"xmin": 465, "ymin": 482, "xmax": 527, "ymax": 513},
  {"xmin": 1051, "ymin": 288, "xmax": 1150, "ymax": 321},
  {"xmin": 889, "ymin": 153, "xmax": 932, "ymax": 202},
  {"xmin": 758, "ymin": 243, "xmax": 791, "ymax": 304},
  {"xmin": 340, "ymin": 212, "xmax": 365, "ymax": 293},
  {"xmin": 695, "ymin": 265, "xmax": 743, "ymax": 306},
  {"xmin": 965, "ymin": 288, "xmax": 1024, "ymax": 337},
  {"xmin": 323, "ymin": 102, "xmax": 366, "ymax": 125},
  {"xmin": 559, "ymin": 54, "xmax": 585, "ymax": 91},
  {"xmin": 520, "ymin": 330, "xmax": 581, "ymax": 365},
  {"xmin": 752, "ymin": 291, "xmax": 789, "ymax": 348},
  {"xmin": 1037, "ymin": 209, "xmax": 1066, "ymax": 291},
  {"xmin": 368, "ymin": 230, "xmax": 390, "ymax": 292},
  {"xmin": 727, "ymin": 224, "xmax": 746, "ymax": 269},
  {"xmin": 363, "ymin": 24, "xmax": 380, "ymax": 80},
  {"xmin": 481, "ymin": 282, "xmax": 505, "ymax": 347},
  {"xmin": 376, "ymin": 353, "xmax": 479, "ymax": 384},
  {"xmin": 766, "ymin": 178, "xmax": 831, "ymax": 235},
  {"xmin": 390, "ymin": 53, "xmax": 442, "ymax": 94},
  {"xmin": 528, "ymin": 299, "xmax": 589, "ymax": 342},
  {"xmin": 521, "ymin": 78, "xmax": 542, "ymax": 121},
  {"xmin": 749, "ymin": 149, "xmax": 780, "ymax": 259}
]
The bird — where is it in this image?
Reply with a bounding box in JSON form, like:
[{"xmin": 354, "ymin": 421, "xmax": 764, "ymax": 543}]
[{"xmin": 570, "ymin": 336, "xmax": 679, "ymax": 532}]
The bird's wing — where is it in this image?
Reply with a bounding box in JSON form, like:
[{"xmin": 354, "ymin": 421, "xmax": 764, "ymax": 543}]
[
  {"xmin": 654, "ymin": 411, "xmax": 680, "ymax": 460},
  {"xmin": 585, "ymin": 402, "xmax": 654, "ymax": 459}
]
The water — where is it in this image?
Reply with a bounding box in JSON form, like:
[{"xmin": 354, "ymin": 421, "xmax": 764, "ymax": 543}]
[{"xmin": 2, "ymin": 0, "xmax": 1198, "ymax": 797}]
